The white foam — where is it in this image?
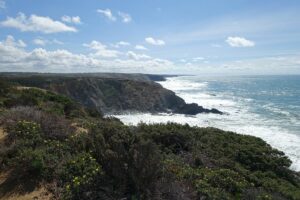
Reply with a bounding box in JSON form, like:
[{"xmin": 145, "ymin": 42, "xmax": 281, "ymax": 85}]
[
  {"xmin": 111, "ymin": 112, "xmax": 300, "ymax": 171},
  {"xmin": 157, "ymin": 77, "xmax": 207, "ymax": 91},
  {"xmin": 178, "ymin": 92, "xmax": 237, "ymax": 109},
  {"xmin": 109, "ymin": 76, "xmax": 300, "ymax": 171},
  {"xmin": 263, "ymin": 103, "xmax": 291, "ymax": 117}
]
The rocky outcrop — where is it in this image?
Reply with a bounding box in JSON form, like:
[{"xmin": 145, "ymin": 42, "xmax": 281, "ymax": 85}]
[
  {"xmin": 174, "ymin": 103, "xmax": 223, "ymax": 115},
  {"xmin": 1, "ymin": 74, "xmax": 222, "ymax": 115}
]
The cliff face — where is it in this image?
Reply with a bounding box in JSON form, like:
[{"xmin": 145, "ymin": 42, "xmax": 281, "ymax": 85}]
[
  {"xmin": 47, "ymin": 78, "xmax": 183, "ymax": 114},
  {"xmin": 1, "ymin": 74, "xmax": 222, "ymax": 115}
]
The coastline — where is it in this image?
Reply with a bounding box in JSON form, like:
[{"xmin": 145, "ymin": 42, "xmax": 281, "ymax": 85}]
[
  {"xmin": 1, "ymin": 74, "xmax": 299, "ymax": 199},
  {"xmin": 111, "ymin": 75, "xmax": 300, "ymax": 172}
]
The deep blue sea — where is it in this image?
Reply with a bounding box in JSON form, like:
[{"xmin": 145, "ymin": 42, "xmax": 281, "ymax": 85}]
[
  {"xmin": 113, "ymin": 75, "xmax": 300, "ymax": 171},
  {"xmin": 189, "ymin": 75, "xmax": 300, "ymax": 135}
]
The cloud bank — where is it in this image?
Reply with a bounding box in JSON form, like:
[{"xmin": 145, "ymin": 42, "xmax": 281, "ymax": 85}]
[
  {"xmin": 0, "ymin": 35, "xmax": 173, "ymax": 73},
  {"xmin": 1, "ymin": 13, "xmax": 77, "ymax": 33}
]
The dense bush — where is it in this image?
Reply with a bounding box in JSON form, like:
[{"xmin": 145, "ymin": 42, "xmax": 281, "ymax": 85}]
[
  {"xmin": 0, "ymin": 80, "xmax": 11, "ymax": 96},
  {"xmin": 1, "ymin": 116, "xmax": 299, "ymax": 200},
  {"xmin": 184, "ymin": 167, "xmax": 249, "ymax": 199},
  {"xmin": 60, "ymin": 153, "xmax": 107, "ymax": 200},
  {"xmin": 0, "ymin": 81, "xmax": 299, "ymax": 200},
  {"xmin": 1, "ymin": 106, "xmax": 74, "ymax": 140},
  {"xmin": 0, "ymin": 120, "xmax": 72, "ymax": 180},
  {"xmin": 0, "ymin": 85, "xmax": 101, "ymax": 118},
  {"xmin": 74, "ymin": 122, "xmax": 164, "ymax": 199}
]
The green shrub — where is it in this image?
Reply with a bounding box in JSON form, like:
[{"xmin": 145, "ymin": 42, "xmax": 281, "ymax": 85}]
[
  {"xmin": 0, "ymin": 109, "xmax": 299, "ymax": 199},
  {"xmin": 12, "ymin": 148, "xmax": 45, "ymax": 177},
  {"xmin": 73, "ymin": 121, "xmax": 165, "ymax": 199},
  {"xmin": 138, "ymin": 122, "xmax": 193, "ymax": 154},
  {"xmin": 1, "ymin": 107, "xmax": 74, "ymax": 140},
  {"xmin": 178, "ymin": 167, "xmax": 250, "ymax": 199},
  {"xmin": 0, "ymin": 84, "xmax": 92, "ymax": 119},
  {"xmin": 0, "ymin": 80, "xmax": 12, "ymax": 96},
  {"xmin": 5, "ymin": 120, "xmax": 42, "ymax": 146},
  {"xmin": 60, "ymin": 153, "xmax": 106, "ymax": 200}
]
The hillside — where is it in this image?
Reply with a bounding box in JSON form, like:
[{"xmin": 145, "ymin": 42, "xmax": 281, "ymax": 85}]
[
  {"xmin": 0, "ymin": 72, "xmax": 163, "ymax": 82},
  {"xmin": 1, "ymin": 73, "xmax": 222, "ymax": 115},
  {"xmin": 0, "ymin": 80, "xmax": 299, "ymax": 200}
]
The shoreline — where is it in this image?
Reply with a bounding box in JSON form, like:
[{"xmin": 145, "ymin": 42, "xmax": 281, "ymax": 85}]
[
  {"xmin": 110, "ymin": 112, "xmax": 300, "ymax": 172},
  {"xmin": 111, "ymin": 75, "xmax": 300, "ymax": 172}
]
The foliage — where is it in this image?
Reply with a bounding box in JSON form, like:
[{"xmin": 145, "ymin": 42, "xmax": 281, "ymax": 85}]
[
  {"xmin": 187, "ymin": 167, "xmax": 249, "ymax": 199},
  {"xmin": 0, "ymin": 81, "xmax": 299, "ymax": 200},
  {"xmin": 1, "ymin": 106, "xmax": 74, "ymax": 140},
  {"xmin": 60, "ymin": 153, "xmax": 106, "ymax": 200},
  {"xmin": 0, "ymin": 82, "xmax": 102, "ymax": 118}
]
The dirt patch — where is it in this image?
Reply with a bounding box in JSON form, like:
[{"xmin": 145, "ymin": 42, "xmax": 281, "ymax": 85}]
[
  {"xmin": 0, "ymin": 127, "xmax": 6, "ymax": 141},
  {"xmin": 0, "ymin": 171, "xmax": 51, "ymax": 200},
  {"xmin": 0, "ymin": 187, "xmax": 51, "ymax": 200},
  {"xmin": 71, "ymin": 123, "xmax": 88, "ymax": 134}
]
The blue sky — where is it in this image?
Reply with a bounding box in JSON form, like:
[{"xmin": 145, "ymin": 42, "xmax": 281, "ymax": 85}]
[{"xmin": 0, "ymin": 0, "xmax": 300, "ymax": 75}]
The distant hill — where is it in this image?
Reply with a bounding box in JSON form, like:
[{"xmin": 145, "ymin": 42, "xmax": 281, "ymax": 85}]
[
  {"xmin": 0, "ymin": 72, "xmax": 170, "ymax": 82},
  {"xmin": 0, "ymin": 73, "xmax": 221, "ymax": 115}
]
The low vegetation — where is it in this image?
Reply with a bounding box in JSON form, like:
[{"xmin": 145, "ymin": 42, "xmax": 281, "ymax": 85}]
[{"xmin": 0, "ymin": 80, "xmax": 299, "ymax": 199}]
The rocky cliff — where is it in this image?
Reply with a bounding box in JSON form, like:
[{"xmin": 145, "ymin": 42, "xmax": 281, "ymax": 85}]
[{"xmin": 1, "ymin": 73, "xmax": 222, "ymax": 115}]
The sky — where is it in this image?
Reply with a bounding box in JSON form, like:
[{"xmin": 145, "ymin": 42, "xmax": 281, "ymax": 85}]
[{"xmin": 0, "ymin": 0, "xmax": 300, "ymax": 75}]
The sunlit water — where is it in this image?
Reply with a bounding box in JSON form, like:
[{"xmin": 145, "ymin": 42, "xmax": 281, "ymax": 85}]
[{"xmin": 110, "ymin": 75, "xmax": 300, "ymax": 171}]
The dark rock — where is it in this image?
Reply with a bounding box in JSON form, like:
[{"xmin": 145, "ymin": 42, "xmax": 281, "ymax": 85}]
[
  {"xmin": 210, "ymin": 108, "xmax": 223, "ymax": 114},
  {"xmin": 174, "ymin": 103, "xmax": 223, "ymax": 115}
]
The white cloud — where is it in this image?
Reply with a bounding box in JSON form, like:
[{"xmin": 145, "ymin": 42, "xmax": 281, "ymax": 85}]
[
  {"xmin": 96, "ymin": 9, "xmax": 132, "ymax": 23},
  {"xmin": 83, "ymin": 40, "xmax": 120, "ymax": 58},
  {"xmin": 0, "ymin": 12, "xmax": 77, "ymax": 33},
  {"xmin": 33, "ymin": 38, "xmax": 47, "ymax": 46},
  {"xmin": 145, "ymin": 37, "xmax": 165, "ymax": 46},
  {"xmin": 126, "ymin": 51, "xmax": 151, "ymax": 60},
  {"xmin": 0, "ymin": 37, "xmax": 28, "ymax": 65},
  {"xmin": 3, "ymin": 35, "xmax": 26, "ymax": 48},
  {"xmin": 179, "ymin": 59, "xmax": 186, "ymax": 63},
  {"xmin": 173, "ymin": 54, "xmax": 300, "ymax": 75},
  {"xmin": 216, "ymin": 55, "xmax": 300, "ymax": 74},
  {"xmin": 118, "ymin": 41, "xmax": 130, "ymax": 46},
  {"xmin": 18, "ymin": 40, "xmax": 26, "ymax": 48},
  {"xmin": 166, "ymin": 10, "xmax": 299, "ymax": 46},
  {"xmin": 97, "ymin": 9, "xmax": 116, "ymax": 21},
  {"xmin": 61, "ymin": 15, "xmax": 81, "ymax": 24},
  {"xmin": 2, "ymin": 36, "xmax": 299, "ymax": 75},
  {"xmin": 185, "ymin": 62, "xmax": 193, "ymax": 67},
  {"xmin": 118, "ymin": 12, "xmax": 132, "ymax": 23},
  {"xmin": 33, "ymin": 38, "xmax": 64, "ymax": 46},
  {"xmin": 0, "ymin": 0, "xmax": 5, "ymax": 9},
  {"xmin": 0, "ymin": 36, "xmax": 174, "ymax": 73},
  {"xmin": 135, "ymin": 45, "xmax": 148, "ymax": 50},
  {"xmin": 226, "ymin": 36, "xmax": 255, "ymax": 47},
  {"xmin": 112, "ymin": 41, "xmax": 130, "ymax": 48},
  {"xmin": 193, "ymin": 57, "xmax": 205, "ymax": 61}
]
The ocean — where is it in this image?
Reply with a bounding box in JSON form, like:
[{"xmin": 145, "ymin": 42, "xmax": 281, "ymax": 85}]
[{"xmin": 112, "ymin": 75, "xmax": 300, "ymax": 171}]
